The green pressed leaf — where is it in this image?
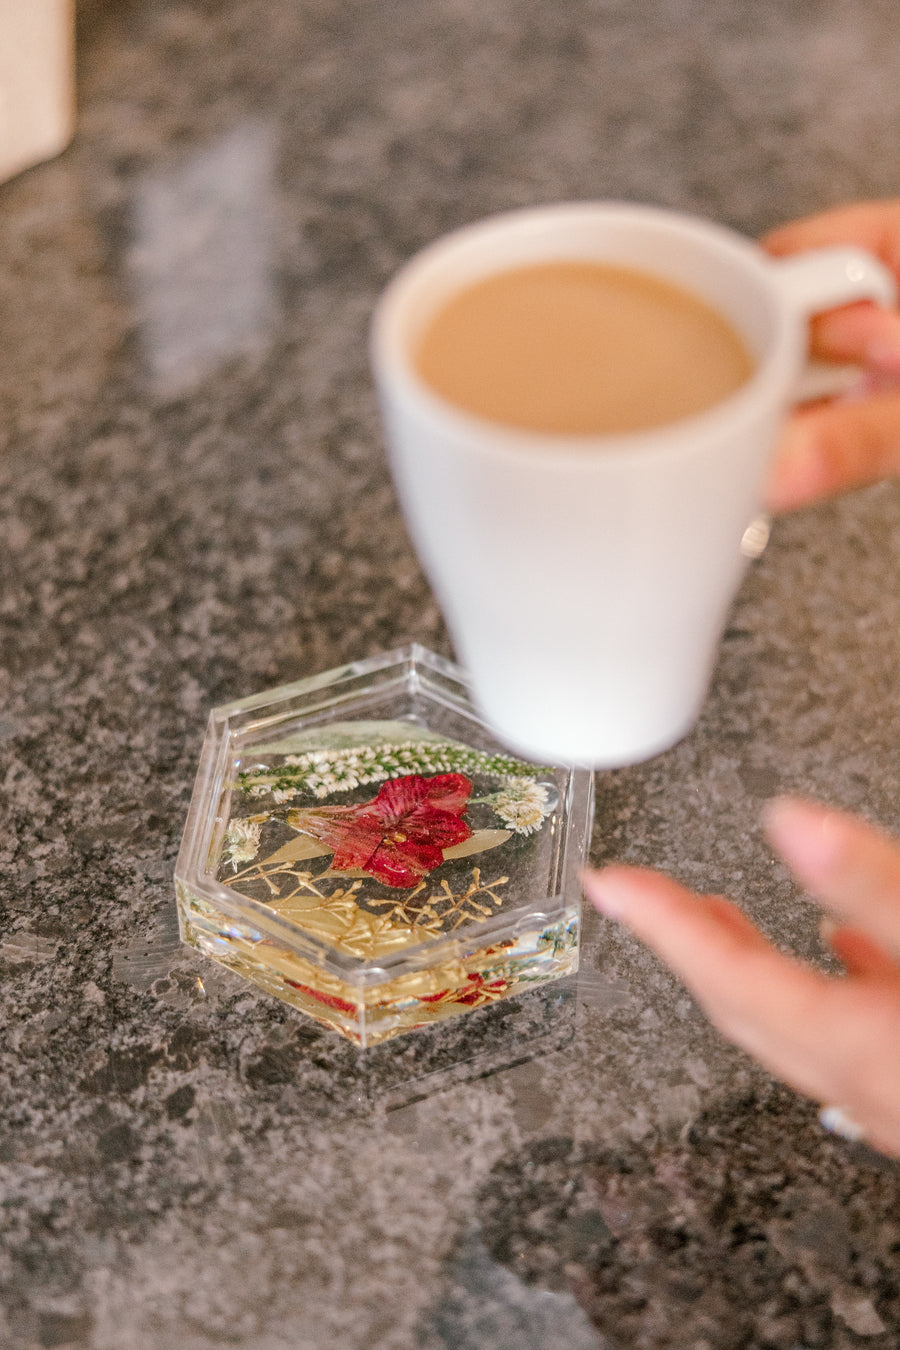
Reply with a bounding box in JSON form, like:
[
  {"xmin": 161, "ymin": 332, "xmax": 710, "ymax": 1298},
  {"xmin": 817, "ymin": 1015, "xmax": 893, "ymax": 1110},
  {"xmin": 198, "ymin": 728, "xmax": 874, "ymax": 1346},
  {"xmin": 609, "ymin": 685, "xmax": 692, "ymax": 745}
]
[
  {"xmin": 442, "ymin": 829, "xmax": 511, "ymax": 860},
  {"xmin": 257, "ymin": 835, "xmax": 333, "ymax": 867}
]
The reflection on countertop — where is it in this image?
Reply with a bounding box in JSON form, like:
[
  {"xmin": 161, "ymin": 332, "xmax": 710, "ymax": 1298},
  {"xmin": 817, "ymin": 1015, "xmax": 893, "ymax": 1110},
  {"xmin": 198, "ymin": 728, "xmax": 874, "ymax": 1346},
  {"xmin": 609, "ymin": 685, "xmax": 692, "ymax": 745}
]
[{"xmin": 127, "ymin": 118, "xmax": 279, "ymax": 395}]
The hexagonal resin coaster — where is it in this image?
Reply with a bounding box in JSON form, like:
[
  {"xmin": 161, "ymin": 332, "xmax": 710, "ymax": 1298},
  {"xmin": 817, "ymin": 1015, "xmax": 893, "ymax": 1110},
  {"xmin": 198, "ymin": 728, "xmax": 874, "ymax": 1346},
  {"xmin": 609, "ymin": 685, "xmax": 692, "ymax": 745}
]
[{"xmin": 175, "ymin": 645, "xmax": 593, "ymax": 1046}]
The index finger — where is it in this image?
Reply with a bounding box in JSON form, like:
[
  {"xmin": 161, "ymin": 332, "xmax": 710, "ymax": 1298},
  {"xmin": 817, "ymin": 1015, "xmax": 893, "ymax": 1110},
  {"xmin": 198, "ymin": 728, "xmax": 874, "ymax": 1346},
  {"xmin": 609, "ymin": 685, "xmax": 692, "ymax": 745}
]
[
  {"xmin": 763, "ymin": 198, "xmax": 900, "ymax": 275},
  {"xmin": 764, "ymin": 201, "xmax": 900, "ymax": 372},
  {"xmin": 582, "ymin": 865, "xmax": 840, "ymax": 1103}
]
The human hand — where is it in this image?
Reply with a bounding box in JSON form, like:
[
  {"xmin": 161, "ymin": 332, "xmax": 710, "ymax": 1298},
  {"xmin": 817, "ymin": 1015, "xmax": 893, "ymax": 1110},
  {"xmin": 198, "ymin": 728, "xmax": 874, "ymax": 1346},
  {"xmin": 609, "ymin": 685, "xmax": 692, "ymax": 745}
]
[
  {"xmin": 583, "ymin": 797, "xmax": 900, "ymax": 1157},
  {"xmin": 763, "ymin": 199, "xmax": 900, "ymax": 511}
]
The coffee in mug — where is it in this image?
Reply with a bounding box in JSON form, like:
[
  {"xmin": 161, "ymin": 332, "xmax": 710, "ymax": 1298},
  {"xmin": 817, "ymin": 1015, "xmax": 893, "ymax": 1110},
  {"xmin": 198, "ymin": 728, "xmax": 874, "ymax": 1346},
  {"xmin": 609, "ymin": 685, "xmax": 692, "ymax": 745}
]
[{"xmin": 413, "ymin": 260, "xmax": 755, "ymax": 435}]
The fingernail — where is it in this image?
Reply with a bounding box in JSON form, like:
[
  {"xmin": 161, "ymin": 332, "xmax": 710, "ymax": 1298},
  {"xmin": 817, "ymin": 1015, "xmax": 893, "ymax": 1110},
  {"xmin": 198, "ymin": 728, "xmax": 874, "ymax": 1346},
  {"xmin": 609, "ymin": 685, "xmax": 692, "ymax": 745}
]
[
  {"xmin": 765, "ymin": 421, "xmax": 826, "ymax": 513},
  {"xmin": 866, "ymin": 326, "xmax": 900, "ymax": 374},
  {"xmin": 762, "ymin": 797, "xmax": 845, "ymax": 878},
  {"xmin": 819, "ymin": 916, "xmax": 838, "ymax": 944},
  {"xmin": 581, "ymin": 868, "xmax": 633, "ymax": 920}
]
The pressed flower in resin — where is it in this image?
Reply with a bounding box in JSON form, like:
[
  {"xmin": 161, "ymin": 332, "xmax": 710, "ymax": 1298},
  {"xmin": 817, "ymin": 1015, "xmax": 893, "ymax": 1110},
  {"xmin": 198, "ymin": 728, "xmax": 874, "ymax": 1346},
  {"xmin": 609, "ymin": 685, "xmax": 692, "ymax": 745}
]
[
  {"xmin": 287, "ymin": 773, "xmax": 473, "ymax": 887},
  {"xmin": 482, "ymin": 777, "xmax": 553, "ymax": 835},
  {"xmin": 223, "ymin": 817, "xmax": 262, "ymax": 869}
]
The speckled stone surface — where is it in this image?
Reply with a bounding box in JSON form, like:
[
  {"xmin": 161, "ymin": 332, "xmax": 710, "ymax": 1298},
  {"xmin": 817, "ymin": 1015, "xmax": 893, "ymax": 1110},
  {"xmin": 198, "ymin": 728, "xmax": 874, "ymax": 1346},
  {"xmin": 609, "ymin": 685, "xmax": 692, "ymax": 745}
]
[{"xmin": 2, "ymin": 2, "xmax": 900, "ymax": 1347}]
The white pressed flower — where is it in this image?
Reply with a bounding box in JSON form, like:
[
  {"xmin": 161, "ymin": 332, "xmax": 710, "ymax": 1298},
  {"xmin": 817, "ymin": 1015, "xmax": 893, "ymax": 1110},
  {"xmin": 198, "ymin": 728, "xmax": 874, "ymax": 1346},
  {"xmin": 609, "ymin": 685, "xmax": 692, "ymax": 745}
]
[
  {"xmin": 487, "ymin": 778, "xmax": 552, "ymax": 835},
  {"xmin": 492, "ymin": 799, "xmax": 546, "ymax": 834},
  {"xmin": 248, "ymin": 785, "xmax": 270, "ymax": 798},
  {"xmin": 224, "ymin": 817, "xmax": 262, "ymax": 869},
  {"xmin": 271, "ymin": 788, "xmax": 298, "ymax": 804},
  {"xmin": 506, "ymin": 775, "xmax": 549, "ymax": 800}
]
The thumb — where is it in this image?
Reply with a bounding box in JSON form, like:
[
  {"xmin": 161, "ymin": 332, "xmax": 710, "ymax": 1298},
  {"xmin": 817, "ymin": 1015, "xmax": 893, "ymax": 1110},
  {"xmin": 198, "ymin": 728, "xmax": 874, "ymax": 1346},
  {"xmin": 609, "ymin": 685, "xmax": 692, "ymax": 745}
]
[{"xmin": 765, "ymin": 391, "xmax": 900, "ymax": 512}]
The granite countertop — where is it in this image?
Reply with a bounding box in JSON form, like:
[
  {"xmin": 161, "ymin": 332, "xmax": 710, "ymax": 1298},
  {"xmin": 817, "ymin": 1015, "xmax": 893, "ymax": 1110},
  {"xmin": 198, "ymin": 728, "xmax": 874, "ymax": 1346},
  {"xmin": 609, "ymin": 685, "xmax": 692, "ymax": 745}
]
[{"xmin": 2, "ymin": 2, "xmax": 900, "ymax": 1347}]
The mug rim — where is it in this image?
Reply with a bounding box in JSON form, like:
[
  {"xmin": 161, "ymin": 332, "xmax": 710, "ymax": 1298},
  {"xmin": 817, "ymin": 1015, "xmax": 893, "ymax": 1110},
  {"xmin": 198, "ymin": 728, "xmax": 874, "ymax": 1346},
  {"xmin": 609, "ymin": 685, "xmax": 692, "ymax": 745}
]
[{"xmin": 370, "ymin": 200, "xmax": 803, "ymax": 464}]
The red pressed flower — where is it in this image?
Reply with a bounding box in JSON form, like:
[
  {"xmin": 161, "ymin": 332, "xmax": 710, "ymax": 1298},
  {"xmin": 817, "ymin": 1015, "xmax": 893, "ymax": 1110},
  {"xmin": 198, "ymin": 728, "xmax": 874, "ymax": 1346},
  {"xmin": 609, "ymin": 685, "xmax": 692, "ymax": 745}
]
[{"xmin": 290, "ymin": 773, "xmax": 473, "ymax": 888}]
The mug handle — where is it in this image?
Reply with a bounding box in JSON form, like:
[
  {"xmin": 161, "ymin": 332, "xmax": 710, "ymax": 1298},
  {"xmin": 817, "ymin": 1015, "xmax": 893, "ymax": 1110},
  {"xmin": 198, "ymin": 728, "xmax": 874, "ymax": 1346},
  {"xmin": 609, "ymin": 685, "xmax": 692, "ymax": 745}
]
[
  {"xmin": 772, "ymin": 246, "xmax": 896, "ymax": 315},
  {"xmin": 772, "ymin": 247, "xmax": 898, "ymax": 403},
  {"xmin": 741, "ymin": 247, "xmax": 898, "ymax": 557}
]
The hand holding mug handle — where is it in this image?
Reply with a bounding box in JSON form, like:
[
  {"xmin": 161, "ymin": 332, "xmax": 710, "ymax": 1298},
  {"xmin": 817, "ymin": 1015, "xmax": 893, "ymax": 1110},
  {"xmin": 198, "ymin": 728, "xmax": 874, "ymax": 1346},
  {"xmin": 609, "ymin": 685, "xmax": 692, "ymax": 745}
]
[{"xmin": 763, "ymin": 198, "xmax": 900, "ymax": 511}]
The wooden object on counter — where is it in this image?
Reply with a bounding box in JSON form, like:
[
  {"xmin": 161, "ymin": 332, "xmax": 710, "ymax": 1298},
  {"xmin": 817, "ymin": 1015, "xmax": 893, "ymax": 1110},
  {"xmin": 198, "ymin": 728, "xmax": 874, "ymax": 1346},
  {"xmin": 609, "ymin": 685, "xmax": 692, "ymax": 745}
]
[{"xmin": 0, "ymin": 0, "xmax": 75, "ymax": 184}]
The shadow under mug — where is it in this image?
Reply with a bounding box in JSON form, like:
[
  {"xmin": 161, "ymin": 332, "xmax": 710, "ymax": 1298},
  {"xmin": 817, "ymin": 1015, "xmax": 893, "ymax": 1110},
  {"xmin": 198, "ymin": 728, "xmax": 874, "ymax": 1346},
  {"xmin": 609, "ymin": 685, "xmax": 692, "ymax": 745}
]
[{"xmin": 371, "ymin": 202, "xmax": 896, "ymax": 767}]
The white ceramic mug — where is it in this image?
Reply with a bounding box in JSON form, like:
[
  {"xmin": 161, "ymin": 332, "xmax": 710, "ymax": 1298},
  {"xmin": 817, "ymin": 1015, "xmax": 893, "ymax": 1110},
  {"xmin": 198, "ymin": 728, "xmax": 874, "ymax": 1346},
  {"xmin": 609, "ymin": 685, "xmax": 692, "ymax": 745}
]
[{"xmin": 371, "ymin": 202, "xmax": 896, "ymax": 767}]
